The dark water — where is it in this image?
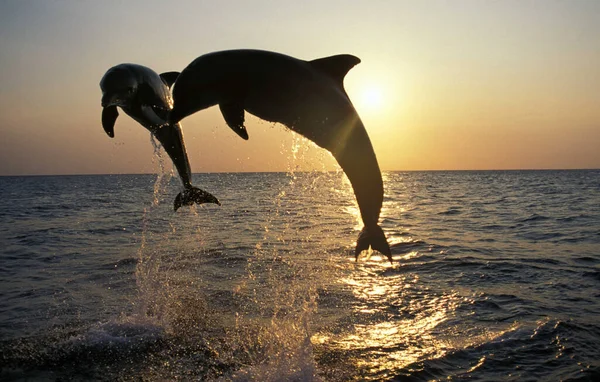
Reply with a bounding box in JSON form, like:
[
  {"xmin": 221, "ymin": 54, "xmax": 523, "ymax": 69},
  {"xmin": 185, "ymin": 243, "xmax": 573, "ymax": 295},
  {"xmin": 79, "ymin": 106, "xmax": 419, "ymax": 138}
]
[{"xmin": 1, "ymin": 169, "xmax": 599, "ymax": 381}]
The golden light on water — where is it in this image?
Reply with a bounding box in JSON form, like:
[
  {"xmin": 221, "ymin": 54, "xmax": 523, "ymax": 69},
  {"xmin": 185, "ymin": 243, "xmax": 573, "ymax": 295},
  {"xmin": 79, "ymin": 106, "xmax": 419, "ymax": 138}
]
[
  {"xmin": 310, "ymin": 271, "xmax": 459, "ymax": 376},
  {"xmin": 312, "ymin": 264, "xmax": 524, "ymax": 377},
  {"xmin": 344, "ymin": 203, "xmax": 363, "ymax": 233},
  {"xmin": 336, "ymin": 171, "xmax": 364, "ymax": 234}
]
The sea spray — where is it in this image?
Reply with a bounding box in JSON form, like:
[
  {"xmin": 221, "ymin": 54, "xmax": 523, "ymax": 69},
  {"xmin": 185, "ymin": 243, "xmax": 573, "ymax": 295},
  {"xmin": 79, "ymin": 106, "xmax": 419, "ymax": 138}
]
[
  {"xmin": 133, "ymin": 135, "xmax": 214, "ymax": 325},
  {"xmin": 225, "ymin": 135, "xmax": 340, "ymax": 381},
  {"xmin": 115, "ymin": 137, "xmax": 237, "ymax": 379},
  {"xmin": 133, "ymin": 135, "xmax": 174, "ymax": 322},
  {"xmin": 112, "ymin": 134, "xmax": 344, "ymax": 379}
]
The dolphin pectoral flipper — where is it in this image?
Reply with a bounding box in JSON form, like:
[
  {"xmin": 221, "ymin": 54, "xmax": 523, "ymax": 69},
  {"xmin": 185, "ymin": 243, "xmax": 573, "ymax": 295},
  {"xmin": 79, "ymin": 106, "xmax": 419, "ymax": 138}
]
[
  {"xmin": 102, "ymin": 106, "xmax": 119, "ymax": 138},
  {"xmin": 140, "ymin": 105, "xmax": 167, "ymax": 127},
  {"xmin": 355, "ymin": 225, "xmax": 392, "ymax": 263},
  {"xmin": 174, "ymin": 187, "xmax": 221, "ymax": 211},
  {"xmin": 159, "ymin": 72, "xmax": 180, "ymax": 88},
  {"xmin": 309, "ymin": 54, "xmax": 361, "ymax": 86},
  {"xmin": 219, "ymin": 103, "xmax": 249, "ymax": 140}
]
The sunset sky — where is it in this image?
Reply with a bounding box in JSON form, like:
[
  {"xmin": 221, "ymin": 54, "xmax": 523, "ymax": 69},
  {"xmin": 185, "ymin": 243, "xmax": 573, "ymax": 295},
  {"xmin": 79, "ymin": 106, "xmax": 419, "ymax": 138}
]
[{"xmin": 0, "ymin": 0, "xmax": 598, "ymax": 175}]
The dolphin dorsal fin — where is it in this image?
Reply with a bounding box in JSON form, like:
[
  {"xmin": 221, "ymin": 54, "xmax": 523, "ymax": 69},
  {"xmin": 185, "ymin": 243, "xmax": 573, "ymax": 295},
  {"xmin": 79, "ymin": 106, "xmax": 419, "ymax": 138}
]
[
  {"xmin": 159, "ymin": 71, "xmax": 180, "ymax": 88},
  {"xmin": 309, "ymin": 54, "xmax": 361, "ymax": 86}
]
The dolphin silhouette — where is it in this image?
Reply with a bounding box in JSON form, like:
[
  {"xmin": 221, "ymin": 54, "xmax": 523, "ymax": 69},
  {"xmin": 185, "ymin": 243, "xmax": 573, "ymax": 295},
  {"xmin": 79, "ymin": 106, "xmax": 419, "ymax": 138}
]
[
  {"xmin": 168, "ymin": 50, "xmax": 391, "ymax": 261},
  {"xmin": 100, "ymin": 63, "xmax": 220, "ymax": 210}
]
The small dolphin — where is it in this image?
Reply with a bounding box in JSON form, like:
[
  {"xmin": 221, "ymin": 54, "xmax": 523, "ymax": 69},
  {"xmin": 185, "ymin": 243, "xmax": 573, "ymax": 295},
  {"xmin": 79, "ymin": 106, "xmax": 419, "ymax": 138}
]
[
  {"xmin": 168, "ymin": 50, "xmax": 391, "ymax": 261},
  {"xmin": 100, "ymin": 63, "xmax": 220, "ymax": 210}
]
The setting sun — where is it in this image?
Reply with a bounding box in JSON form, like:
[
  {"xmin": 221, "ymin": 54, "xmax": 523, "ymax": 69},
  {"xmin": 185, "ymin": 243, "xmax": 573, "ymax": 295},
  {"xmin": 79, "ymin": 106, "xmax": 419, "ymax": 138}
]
[{"xmin": 359, "ymin": 86, "xmax": 383, "ymax": 110}]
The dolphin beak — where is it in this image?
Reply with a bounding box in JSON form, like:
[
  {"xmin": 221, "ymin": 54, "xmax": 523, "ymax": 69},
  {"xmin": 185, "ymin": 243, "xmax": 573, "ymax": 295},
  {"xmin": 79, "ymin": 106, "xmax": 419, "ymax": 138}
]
[{"xmin": 102, "ymin": 106, "xmax": 119, "ymax": 138}]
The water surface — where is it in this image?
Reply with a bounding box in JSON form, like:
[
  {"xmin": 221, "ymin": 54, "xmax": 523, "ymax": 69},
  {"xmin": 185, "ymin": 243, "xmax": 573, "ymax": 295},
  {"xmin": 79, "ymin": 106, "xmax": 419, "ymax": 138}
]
[{"xmin": 1, "ymin": 170, "xmax": 599, "ymax": 381}]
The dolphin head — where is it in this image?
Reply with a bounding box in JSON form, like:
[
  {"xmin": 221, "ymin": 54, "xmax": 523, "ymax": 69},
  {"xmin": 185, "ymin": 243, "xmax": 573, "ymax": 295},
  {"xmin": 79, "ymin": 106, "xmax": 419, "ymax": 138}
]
[
  {"xmin": 168, "ymin": 79, "xmax": 222, "ymax": 125},
  {"xmin": 100, "ymin": 66, "xmax": 138, "ymax": 107},
  {"xmin": 99, "ymin": 65, "xmax": 139, "ymax": 137},
  {"xmin": 167, "ymin": 58, "xmax": 224, "ymax": 125},
  {"xmin": 167, "ymin": 80, "xmax": 196, "ymax": 125}
]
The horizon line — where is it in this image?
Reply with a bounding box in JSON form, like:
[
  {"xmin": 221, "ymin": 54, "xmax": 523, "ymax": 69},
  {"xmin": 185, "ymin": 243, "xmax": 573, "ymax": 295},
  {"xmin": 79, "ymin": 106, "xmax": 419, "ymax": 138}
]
[{"xmin": 1, "ymin": 168, "xmax": 599, "ymax": 177}]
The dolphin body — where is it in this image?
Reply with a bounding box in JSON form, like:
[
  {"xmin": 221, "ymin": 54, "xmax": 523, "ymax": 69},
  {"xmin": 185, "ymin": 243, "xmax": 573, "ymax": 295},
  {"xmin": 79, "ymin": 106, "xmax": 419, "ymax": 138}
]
[
  {"xmin": 168, "ymin": 50, "xmax": 391, "ymax": 261},
  {"xmin": 100, "ymin": 63, "xmax": 220, "ymax": 210}
]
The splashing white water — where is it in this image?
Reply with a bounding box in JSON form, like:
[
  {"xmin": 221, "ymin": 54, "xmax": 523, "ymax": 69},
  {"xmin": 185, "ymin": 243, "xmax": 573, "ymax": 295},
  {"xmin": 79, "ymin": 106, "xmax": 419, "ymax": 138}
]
[
  {"xmin": 223, "ymin": 135, "xmax": 341, "ymax": 381},
  {"xmin": 121, "ymin": 134, "xmax": 342, "ymax": 380}
]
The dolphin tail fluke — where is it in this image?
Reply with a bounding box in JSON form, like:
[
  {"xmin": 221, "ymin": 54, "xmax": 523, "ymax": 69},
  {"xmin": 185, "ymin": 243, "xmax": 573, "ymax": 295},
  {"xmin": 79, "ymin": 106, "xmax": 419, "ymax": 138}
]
[
  {"xmin": 174, "ymin": 187, "xmax": 221, "ymax": 211},
  {"xmin": 355, "ymin": 225, "xmax": 392, "ymax": 263}
]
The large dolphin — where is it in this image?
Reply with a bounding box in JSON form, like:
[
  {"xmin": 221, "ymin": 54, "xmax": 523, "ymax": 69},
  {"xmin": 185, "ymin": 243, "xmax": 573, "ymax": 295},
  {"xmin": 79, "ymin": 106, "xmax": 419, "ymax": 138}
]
[
  {"xmin": 100, "ymin": 63, "xmax": 220, "ymax": 210},
  {"xmin": 167, "ymin": 50, "xmax": 391, "ymax": 261}
]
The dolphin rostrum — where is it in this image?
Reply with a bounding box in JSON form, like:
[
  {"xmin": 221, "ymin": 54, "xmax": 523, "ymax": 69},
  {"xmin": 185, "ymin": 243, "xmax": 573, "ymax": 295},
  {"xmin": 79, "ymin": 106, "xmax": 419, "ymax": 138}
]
[
  {"xmin": 100, "ymin": 63, "xmax": 220, "ymax": 210},
  {"xmin": 167, "ymin": 50, "xmax": 391, "ymax": 261}
]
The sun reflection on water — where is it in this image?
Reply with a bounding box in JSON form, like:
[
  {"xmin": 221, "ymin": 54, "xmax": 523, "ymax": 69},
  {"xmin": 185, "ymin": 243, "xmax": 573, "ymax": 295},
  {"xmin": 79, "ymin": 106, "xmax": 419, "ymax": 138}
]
[{"xmin": 313, "ymin": 266, "xmax": 463, "ymax": 378}]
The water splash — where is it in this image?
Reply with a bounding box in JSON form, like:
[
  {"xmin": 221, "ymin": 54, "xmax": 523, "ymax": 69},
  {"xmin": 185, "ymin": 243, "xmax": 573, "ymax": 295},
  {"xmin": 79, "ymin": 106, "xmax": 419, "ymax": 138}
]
[
  {"xmin": 224, "ymin": 135, "xmax": 339, "ymax": 380},
  {"xmin": 100, "ymin": 134, "xmax": 347, "ymax": 379},
  {"xmin": 132, "ymin": 135, "xmax": 179, "ymax": 325}
]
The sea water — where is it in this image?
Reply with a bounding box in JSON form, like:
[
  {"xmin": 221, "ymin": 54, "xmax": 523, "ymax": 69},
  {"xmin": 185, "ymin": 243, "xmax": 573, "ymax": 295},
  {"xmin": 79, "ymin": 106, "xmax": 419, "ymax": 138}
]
[{"xmin": 1, "ymin": 169, "xmax": 599, "ymax": 381}]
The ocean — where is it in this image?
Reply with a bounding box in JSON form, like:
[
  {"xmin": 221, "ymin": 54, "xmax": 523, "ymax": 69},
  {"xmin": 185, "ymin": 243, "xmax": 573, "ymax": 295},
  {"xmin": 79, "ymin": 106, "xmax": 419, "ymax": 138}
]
[{"xmin": 1, "ymin": 169, "xmax": 599, "ymax": 381}]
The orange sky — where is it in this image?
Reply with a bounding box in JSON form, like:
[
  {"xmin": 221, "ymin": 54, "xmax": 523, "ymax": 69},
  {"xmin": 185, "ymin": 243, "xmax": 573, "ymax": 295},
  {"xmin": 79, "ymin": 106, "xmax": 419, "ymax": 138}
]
[{"xmin": 0, "ymin": 0, "xmax": 598, "ymax": 175}]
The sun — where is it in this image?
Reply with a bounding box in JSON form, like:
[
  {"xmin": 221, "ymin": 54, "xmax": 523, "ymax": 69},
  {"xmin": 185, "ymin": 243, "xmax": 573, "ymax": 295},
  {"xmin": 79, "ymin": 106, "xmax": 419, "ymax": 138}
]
[{"xmin": 356, "ymin": 85, "xmax": 384, "ymax": 112}]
